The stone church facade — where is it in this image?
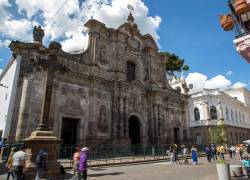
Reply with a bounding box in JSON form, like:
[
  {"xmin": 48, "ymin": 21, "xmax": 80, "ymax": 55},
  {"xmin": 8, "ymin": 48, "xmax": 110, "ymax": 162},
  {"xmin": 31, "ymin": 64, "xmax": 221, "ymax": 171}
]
[{"xmin": 3, "ymin": 14, "xmax": 190, "ymax": 147}]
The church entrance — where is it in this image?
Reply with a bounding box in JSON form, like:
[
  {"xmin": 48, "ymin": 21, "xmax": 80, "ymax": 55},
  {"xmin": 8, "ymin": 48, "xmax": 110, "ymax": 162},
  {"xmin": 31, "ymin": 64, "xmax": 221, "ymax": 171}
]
[
  {"xmin": 174, "ymin": 128, "xmax": 180, "ymax": 144},
  {"xmin": 128, "ymin": 116, "xmax": 141, "ymax": 146},
  {"xmin": 61, "ymin": 118, "xmax": 79, "ymax": 145}
]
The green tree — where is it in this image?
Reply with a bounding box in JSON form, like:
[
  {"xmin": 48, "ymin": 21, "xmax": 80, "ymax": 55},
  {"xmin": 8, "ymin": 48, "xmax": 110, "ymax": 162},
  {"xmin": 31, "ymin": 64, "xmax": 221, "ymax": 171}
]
[
  {"xmin": 160, "ymin": 52, "xmax": 189, "ymax": 80},
  {"xmin": 208, "ymin": 119, "xmax": 227, "ymax": 145}
]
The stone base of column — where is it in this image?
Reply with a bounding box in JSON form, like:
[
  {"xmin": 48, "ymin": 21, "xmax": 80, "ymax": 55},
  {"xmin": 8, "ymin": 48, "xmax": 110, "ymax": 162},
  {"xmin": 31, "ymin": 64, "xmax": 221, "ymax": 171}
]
[{"xmin": 23, "ymin": 130, "xmax": 62, "ymax": 179}]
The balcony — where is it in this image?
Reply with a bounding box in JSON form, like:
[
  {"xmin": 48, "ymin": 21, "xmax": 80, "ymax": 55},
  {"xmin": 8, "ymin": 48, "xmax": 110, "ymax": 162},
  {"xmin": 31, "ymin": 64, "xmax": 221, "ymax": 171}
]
[
  {"xmin": 223, "ymin": 0, "xmax": 250, "ymax": 63},
  {"xmin": 190, "ymin": 119, "xmax": 250, "ymax": 128},
  {"xmin": 234, "ymin": 34, "xmax": 250, "ymax": 63}
]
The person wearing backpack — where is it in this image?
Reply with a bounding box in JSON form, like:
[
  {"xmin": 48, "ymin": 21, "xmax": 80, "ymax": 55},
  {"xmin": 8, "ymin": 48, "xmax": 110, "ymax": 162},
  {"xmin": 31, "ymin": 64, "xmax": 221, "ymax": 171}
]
[{"xmin": 35, "ymin": 149, "xmax": 48, "ymax": 180}]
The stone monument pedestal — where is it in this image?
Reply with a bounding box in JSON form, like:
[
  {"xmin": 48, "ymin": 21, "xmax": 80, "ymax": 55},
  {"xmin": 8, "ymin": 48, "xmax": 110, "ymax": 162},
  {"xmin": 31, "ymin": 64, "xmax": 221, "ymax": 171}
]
[{"xmin": 23, "ymin": 130, "xmax": 62, "ymax": 179}]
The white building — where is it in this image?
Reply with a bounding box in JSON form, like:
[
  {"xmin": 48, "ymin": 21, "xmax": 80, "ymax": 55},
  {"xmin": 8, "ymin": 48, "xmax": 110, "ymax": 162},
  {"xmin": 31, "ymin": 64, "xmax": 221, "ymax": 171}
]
[
  {"xmin": 0, "ymin": 57, "xmax": 21, "ymax": 140},
  {"xmin": 189, "ymin": 88, "xmax": 250, "ymax": 145}
]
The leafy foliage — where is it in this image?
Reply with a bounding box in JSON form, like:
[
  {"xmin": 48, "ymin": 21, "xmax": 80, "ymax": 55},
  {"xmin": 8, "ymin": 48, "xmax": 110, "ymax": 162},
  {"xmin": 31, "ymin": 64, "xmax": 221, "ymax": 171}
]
[
  {"xmin": 160, "ymin": 51, "xmax": 189, "ymax": 79},
  {"xmin": 208, "ymin": 120, "xmax": 227, "ymax": 145}
]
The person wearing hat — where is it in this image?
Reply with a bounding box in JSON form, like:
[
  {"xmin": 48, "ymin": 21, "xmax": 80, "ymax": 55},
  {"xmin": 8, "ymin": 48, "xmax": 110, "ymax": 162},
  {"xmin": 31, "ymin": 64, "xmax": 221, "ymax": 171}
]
[{"xmin": 78, "ymin": 147, "xmax": 89, "ymax": 180}]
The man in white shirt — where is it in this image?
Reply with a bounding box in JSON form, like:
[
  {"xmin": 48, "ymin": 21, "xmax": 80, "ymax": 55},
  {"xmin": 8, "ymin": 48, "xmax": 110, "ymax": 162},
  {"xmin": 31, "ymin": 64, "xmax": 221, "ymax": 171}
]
[{"xmin": 12, "ymin": 146, "xmax": 27, "ymax": 180}]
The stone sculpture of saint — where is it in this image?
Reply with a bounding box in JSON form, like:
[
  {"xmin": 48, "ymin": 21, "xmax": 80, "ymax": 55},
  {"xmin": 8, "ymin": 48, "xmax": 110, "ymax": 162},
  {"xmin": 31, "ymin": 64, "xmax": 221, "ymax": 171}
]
[{"xmin": 33, "ymin": 26, "xmax": 44, "ymax": 43}]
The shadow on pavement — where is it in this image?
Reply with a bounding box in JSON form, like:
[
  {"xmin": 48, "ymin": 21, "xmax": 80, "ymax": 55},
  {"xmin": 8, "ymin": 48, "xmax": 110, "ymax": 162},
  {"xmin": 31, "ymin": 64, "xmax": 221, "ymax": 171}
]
[
  {"xmin": 89, "ymin": 167, "xmax": 107, "ymax": 171},
  {"xmin": 89, "ymin": 172, "xmax": 124, "ymax": 177}
]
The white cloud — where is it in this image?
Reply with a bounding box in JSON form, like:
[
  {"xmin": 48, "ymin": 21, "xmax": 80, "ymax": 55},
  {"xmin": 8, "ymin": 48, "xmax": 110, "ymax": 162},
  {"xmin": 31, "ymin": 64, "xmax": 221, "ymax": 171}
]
[
  {"xmin": 0, "ymin": 69, "xmax": 2, "ymax": 75},
  {"xmin": 0, "ymin": 39, "xmax": 11, "ymax": 48},
  {"xmin": 226, "ymin": 70, "xmax": 233, "ymax": 76},
  {"xmin": 186, "ymin": 72, "xmax": 232, "ymax": 93},
  {"xmin": 13, "ymin": 0, "xmax": 161, "ymax": 52},
  {"xmin": 185, "ymin": 73, "xmax": 207, "ymax": 93},
  {"xmin": 231, "ymin": 82, "xmax": 247, "ymax": 89},
  {"xmin": 205, "ymin": 75, "xmax": 231, "ymax": 90}
]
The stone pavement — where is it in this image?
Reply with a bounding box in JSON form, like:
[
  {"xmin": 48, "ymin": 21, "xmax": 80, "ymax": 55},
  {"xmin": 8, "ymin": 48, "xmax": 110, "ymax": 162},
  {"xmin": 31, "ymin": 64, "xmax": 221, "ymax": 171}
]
[
  {"xmin": 0, "ymin": 156, "xmax": 247, "ymax": 180},
  {"xmin": 64, "ymin": 157, "xmax": 244, "ymax": 180}
]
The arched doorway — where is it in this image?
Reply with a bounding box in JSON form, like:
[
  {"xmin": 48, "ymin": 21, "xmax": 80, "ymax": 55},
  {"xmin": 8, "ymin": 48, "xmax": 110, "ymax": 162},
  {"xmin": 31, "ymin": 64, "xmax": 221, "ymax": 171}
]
[{"xmin": 128, "ymin": 115, "xmax": 141, "ymax": 146}]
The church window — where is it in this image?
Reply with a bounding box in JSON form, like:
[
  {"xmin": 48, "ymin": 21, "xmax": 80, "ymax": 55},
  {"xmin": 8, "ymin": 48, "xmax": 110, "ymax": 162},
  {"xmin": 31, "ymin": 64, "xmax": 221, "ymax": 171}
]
[
  {"xmin": 127, "ymin": 61, "xmax": 136, "ymax": 81},
  {"xmin": 194, "ymin": 107, "xmax": 200, "ymax": 121},
  {"xmin": 210, "ymin": 106, "xmax": 217, "ymax": 119}
]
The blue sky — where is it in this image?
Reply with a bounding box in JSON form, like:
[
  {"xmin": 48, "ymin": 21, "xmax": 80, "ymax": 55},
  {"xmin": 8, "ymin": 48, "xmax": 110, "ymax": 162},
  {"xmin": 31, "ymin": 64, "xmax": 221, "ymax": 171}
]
[{"xmin": 0, "ymin": 0, "xmax": 249, "ymax": 91}]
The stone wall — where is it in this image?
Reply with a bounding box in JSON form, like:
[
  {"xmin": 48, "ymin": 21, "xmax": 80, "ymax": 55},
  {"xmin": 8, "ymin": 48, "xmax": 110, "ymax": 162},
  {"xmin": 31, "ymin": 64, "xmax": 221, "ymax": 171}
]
[{"xmin": 7, "ymin": 15, "xmax": 189, "ymax": 147}]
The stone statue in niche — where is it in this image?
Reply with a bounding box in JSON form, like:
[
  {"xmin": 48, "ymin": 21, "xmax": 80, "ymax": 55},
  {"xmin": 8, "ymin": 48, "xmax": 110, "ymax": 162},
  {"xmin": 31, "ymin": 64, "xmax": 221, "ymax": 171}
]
[
  {"xmin": 99, "ymin": 45, "xmax": 107, "ymax": 65},
  {"xmin": 98, "ymin": 105, "xmax": 108, "ymax": 132}
]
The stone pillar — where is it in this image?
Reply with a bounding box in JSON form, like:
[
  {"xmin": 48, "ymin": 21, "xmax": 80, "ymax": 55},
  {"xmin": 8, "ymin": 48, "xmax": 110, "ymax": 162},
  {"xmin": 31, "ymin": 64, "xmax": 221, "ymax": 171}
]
[
  {"xmin": 23, "ymin": 40, "xmax": 64, "ymax": 179},
  {"xmin": 157, "ymin": 105, "xmax": 161, "ymax": 139},
  {"xmin": 217, "ymin": 101, "xmax": 223, "ymax": 119},
  {"xmin": 204, "ymin": 101, "xmax": 210, "ymax": 120},
  {"xmin": 119, "ymin": 97, "xmax": 124, "ymax": 138},
  {"xmin": 16, "ymin": 78, "xmax": 31, "ymax": 141},
  {"xmin": 23, "ymin": 131, "xmax": 62, "ymax": 178},
  {"xmin": 123, "ymin": 97, "xmax": 127, "ymax": 138},
  {"xmin": 153, "ymin": 104, "xmax": 158, "ymax": 143},
  {"xmin": 117, "ymin": 96, "xmax": 121, "ymax": 138}
]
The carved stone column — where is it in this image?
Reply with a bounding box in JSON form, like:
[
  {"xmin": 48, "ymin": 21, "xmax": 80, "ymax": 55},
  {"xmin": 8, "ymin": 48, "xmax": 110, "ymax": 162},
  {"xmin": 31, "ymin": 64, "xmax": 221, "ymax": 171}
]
[
  {"xmin": 204, "ymin": 101, "xmax": 210, "ymax": 120},
  {"xmin": 123, "ymin": 97, "xmax": 127, "ymax": 138},
  {"xmin": 153, "ymin": 104, "xmax": 158, "ymax": 143},
  {"xmin": 23, "ymin": 41, "xmax": 64, "ymax": 179},
  {"xmin": 217, "ymin": 101, "xmax": 223, "ymax": 119},
  {"xmin": 119, "ymin": 96, "xmax": 124, "ymax": 139}
]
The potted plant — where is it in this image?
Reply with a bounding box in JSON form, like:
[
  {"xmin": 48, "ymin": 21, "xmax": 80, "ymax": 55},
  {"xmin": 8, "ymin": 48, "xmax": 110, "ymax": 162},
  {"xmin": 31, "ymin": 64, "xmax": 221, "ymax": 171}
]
[
  {"xmin": 234, "ymin": 0, "xmax": 249, "ymax": 15},
  {"xmin": 216, "ymin": 160, "xmax": 230, "ymax": 180},
  {"xmin": 220, "ymin": 14, "xmax": 234, "ymax": 31}
]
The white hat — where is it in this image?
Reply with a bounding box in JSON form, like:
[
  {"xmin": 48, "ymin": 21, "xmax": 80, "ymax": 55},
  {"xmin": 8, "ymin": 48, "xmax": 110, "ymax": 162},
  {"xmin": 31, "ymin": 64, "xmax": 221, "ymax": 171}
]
[{"xmin": 81, "ymin": 147, "xmax": 89, "ymax": 151}]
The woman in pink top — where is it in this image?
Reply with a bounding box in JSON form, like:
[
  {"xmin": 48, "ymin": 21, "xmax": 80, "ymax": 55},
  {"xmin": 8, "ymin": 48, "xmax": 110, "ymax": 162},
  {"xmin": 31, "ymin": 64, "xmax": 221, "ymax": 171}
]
[{"xmin": 73, "ymin": 147, "xmax": 80, "ymax": 176}]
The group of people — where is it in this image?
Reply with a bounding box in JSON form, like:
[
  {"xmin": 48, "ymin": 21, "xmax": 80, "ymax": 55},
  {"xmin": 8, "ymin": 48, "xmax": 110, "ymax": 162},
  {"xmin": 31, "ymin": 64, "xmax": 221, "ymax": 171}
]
[
  {"xmin": 5, "ymin": 146, "xmax": 49, "ymax": 180},
  {"xmin": 5, "ymin": 146, "xmax": 27, "ymax": 180},
  {"xmin": 72, "ymin": 147, "xmax": 89, "ymax": 180},
  {"xmin": 169, "ymin": 144, "xmax": 198, "ymax": 165},
  {"xmin": 205, "ymin": 144, "xmax": 226, "ymax": 163}
]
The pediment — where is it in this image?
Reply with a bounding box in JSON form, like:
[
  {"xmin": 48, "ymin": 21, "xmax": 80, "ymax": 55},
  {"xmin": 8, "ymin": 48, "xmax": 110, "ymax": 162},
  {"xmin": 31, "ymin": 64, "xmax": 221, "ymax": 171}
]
[{"xmin": 143, "ymin": 34, "xmax": 159, "ymax": 51}]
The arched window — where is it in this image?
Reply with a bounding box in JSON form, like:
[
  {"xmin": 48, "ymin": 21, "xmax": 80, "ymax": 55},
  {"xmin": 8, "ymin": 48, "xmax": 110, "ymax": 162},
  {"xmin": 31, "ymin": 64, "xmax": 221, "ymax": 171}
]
[
  {"xmin": 226, "ymin": 107, "xmax": 229, "ymax": 120},
  {"xmin": 235, "ymin": 110, "xmax": 238, "ymax": 121},
  {"xmin": 194, "ymin": 107, "xmax": 200, "ymax": 121},
  {"xmin": 210, "ymin": 106, "xmax": 217, "ymax": 119},
  {"xmin": 127, "ymin": 61, "xmax": 136, "ymax": 81}
]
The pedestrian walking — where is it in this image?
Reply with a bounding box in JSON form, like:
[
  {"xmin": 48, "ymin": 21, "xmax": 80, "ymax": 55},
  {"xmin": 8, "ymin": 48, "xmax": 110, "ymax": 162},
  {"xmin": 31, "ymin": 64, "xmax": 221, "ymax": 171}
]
[
  {"xmin": 228, "ymin": 147, "xmax": 233, "ymax": 159},
  {"xmin": 205, "ymin": 145, "xmax": 212, "ymax": 163},
  {"xmin": 219, "ymin": 145, "xmax": 225, "ymax": 160},
  {"xmin": 6, "ymin": 147, "xmax": 16, "ymax": 180},
  {"xmin": 230, "ymin": 145, "xmax": 236, "ymax": 156},
  {"xmin": 12, "ymin": 146, "xmax": 27, "ymax": 180},
  {"xmin": 211, "ymin": 144, "xmax": 217, "ymax": 162},
  {"xmin": 78, "ymin": 147, "xmax": 89, "ymax": 180},
  {"xmin": 169, "ymin": 144, "xmax": 176, "ymax": 164},
  {"xmin": 182, "ymin": 145, "xmax": 189, "ymax": 164},
  {"xmin": 73, "ymin": 147, "xmax": 80, "ymax": 176},
  {"xmin": 191, "ymin": 146, "xmax": 198, "ymax": 165},
  {"xmin": 35, "ymin": 149, "xmax": 48, "ymax": 180},
  {"xmin": 236, "ymin": 145, "xmax": 242, "ymax": 160}
]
